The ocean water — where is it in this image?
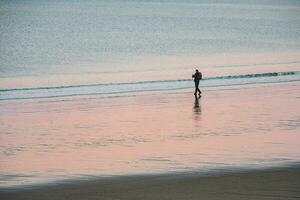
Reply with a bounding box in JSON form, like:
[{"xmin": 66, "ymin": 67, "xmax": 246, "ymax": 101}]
[
  {"xmin": 1, "ymin": 0, "xmax": 300, "ymax": 93},
  {"xmin": 1, "ymin": 0, "xmax": 300, "ymax": 188}
]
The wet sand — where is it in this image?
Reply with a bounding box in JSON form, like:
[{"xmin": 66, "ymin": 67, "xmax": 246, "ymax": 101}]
[
  {"xmin": 1, "ymin": 166, "xmax": 300, "ymax": 200},
  {"xmin": 1, "ymin": 83, "xmax": 300, "ymax": 198}
]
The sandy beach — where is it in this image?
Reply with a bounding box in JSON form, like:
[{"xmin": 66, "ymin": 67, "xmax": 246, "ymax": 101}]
[
  {"xmin": 1, "ymin": 166, "xmax": 300, "ymax": 200},
  {"xmin": 1, "ymin": 1, "xmax": 300, "ymax": 199},
  {"xmin": 1, "ymin": 83, "xmax": 300, "ymax": 177},
  {"xmin": 1, "ymin": 82, "xmax": 300, "ymax": 199}
]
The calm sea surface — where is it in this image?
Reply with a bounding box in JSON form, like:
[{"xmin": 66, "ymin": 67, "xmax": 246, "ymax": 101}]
[{"xmin": 1, "ymin": 0, "xmax": 300, "ymax": 91}]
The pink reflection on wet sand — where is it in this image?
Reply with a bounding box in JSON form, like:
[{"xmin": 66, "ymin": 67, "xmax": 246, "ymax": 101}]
[{"xmin": 0, "ymin": 83, "xmax": 300, "ymax": 186}]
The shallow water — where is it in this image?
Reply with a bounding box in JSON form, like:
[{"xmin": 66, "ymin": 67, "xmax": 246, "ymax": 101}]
[{"xmin": 0, "ymin": 83, "xmax": 300, "ymax": 188}]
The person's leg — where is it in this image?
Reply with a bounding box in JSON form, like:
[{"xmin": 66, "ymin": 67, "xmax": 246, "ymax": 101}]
[
  {"xmin": 197, "ymin": 88, "xmax": 201, "ymax": 96},
  {"xmin": 194, "ymin": 82, "xmax": 199, "ymax": 95},
  {"xmin": 197, "ymin": 81, "xmax": 201, "ymax": 94},
  {"xmin": 195, "ymin": 82, "xmax": 200, "ymax": 95},
  {"xmin": 197, "ymin": 87, "xmax": 201, "ymax": 94}
]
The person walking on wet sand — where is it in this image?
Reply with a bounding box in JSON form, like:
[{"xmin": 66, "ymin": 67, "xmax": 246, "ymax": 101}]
[{"xmin": 192, "ymin": 69, "xmax": 202, "ymax": 96}]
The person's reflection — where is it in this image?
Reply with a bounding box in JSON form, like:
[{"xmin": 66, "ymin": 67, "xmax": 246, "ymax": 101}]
[{"xmin": 193, "ymin": 96, "xmax": 202, "ymax": 121}]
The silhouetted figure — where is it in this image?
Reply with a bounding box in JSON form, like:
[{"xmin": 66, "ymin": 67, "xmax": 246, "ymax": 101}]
[{"xmin": 192, "ymin": 69, "xmax": 202, "ymax": 97}]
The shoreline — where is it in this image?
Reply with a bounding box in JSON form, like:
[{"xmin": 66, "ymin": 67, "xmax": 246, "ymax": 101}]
[
  {"xmin": 1, "ymin": 63, "xmax": 299, "ymax": 102},
  {"xmin": 1, "ymin": 165, "xmax": 300, "ymax": 200},
  {"xmin": 1, "ymin": 80, "xmax": 299, "ymax": 105}
]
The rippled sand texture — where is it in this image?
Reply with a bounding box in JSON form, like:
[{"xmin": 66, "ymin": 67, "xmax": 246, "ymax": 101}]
[{"xmin": 0, "ymin": 83, "xmax": 300, "ymax": 187}]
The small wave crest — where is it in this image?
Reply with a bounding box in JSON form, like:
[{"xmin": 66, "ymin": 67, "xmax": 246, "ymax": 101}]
[
  {"xmin": 0, "ymin": 71, "xmax": 299, "ymax": 101},
  {"xmin": 207, "ymin": 71, "xmax": 298, "ymax": 80},
  {"xmin": 1, "ymin": 71, "xmax": 298, "ymax": 92}
]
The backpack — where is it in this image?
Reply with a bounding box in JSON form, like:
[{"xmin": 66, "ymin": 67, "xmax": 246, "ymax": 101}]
[{"xmin": 199, "ymin": 72, "xmax": 202, "ymax": 80}]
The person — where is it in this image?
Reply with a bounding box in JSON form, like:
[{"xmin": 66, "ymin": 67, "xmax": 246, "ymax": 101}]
[{"xmin": 192, "ymin": 69, "xmax": 202, "ymax": 96}]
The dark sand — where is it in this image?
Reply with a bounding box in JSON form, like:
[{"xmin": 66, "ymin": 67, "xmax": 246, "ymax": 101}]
[{"xmin": 1, "ymin": 167, "xmax": 300, "ymax": 200}]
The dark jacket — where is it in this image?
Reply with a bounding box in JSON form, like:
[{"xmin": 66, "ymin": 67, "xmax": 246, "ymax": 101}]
[{"xmin": 193, "ymin": 72, "xmax": 202, "ymax": 83}]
